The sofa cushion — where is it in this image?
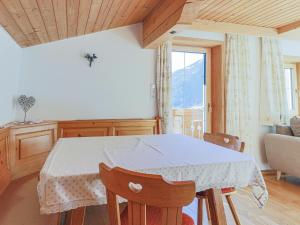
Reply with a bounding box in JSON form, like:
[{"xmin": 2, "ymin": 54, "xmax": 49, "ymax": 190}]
[
  {"xmin": 275, "ymin": 125, "xmax": 293, "ymax": 136},
  {"xmin": 290, "ymin": 116, "xmax": 300, "ymax": 137}
]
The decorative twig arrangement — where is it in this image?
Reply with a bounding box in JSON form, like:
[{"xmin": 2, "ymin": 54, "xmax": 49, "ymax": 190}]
[{"xmin": 17, "ymin": 95, "xmax": 36, "ymax": 123}]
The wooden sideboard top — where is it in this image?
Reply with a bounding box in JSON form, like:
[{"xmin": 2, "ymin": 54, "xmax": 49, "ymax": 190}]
[{"xmin": 5, "ymin": 121, "xmax": 57, "ymax": 129}]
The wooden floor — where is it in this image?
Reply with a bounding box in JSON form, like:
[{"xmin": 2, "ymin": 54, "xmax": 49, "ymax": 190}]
[{"xmin": 0, "ymin": 174, "xmax": 299, "ymax": 225}]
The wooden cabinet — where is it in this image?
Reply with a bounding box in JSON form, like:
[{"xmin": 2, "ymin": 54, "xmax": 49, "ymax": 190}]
[
  {"xmin": 9, "ymin": 122, "xmax": 57, "ymax": 179},
  {"xmin": 58, "ymin": 119, "xmax": 159, "ymax": 138},
  {"xmin": 0, "ymin": 128, "xmax": 10, "ymax": 194}
]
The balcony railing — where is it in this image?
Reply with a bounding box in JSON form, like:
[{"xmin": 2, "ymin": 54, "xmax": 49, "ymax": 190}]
[{"xmin": 172, "ymin": 107, "xmax": 204, "ymax": 139}]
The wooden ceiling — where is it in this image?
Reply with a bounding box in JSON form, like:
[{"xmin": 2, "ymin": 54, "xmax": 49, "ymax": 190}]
[
  {"xmin": 193, "ymin": 0, "xmax": 300, "ymax": 30},
  {"xmin": 0, "ymin": 0, "xmax": 160, "ymax": 47},
  {"xmin": 1, "ymin": 0, "xmax": 300, "ymax": 48}
]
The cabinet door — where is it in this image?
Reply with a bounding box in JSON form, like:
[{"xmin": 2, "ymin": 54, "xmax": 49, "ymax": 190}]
[
  {"xmin": 60, "ymin": 127, "xmax": 109, "ymax": 138},
  {"xmin": 114, "ymin": 127, "xmax": 155, "ymax": 136},
  {"xmin": 11, "ymin": 127, "xmax": 57, "ymax": 179},
  {"xmin": 0, "ymin": 130, "xmax": 10, "ymax": 194}
]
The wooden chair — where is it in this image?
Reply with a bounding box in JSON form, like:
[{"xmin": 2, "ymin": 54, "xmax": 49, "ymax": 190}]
[
  {"xmin": 99, "ymin": 163, "xmax": 196, "ymax": 225},
  {"xmin": 197, "ymin": 133, "xmax": 245, "ymax": 225}
]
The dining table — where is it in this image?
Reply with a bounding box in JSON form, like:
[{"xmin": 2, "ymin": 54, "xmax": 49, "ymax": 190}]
[{"xmin": 38, "ymin": 134, "xmax": 268, "ymax": 225}]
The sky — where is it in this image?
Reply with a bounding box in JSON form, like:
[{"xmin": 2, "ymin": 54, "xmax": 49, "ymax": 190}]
[{"xmin": 172, "ymin": 51, "xmax": 204, "ymax": 73}]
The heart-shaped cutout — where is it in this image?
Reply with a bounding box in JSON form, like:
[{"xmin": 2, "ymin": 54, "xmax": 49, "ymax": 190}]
[
  {"xmin": 18, "ymin": 95, "xmax": 36, "ymax": 112},
  {"xmin": 223, "ymin": 138, "xmax": 230, "ymax": 144},
  {"xmin": 128, "ymin": 182, "xmax": 143, "ymax": 193}
]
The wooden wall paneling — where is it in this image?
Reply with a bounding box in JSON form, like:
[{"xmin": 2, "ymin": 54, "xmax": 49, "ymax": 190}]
[
  {"xmin": 1, "ymin": 0, "xmax": 40, "ymax": 45},
  {"xmin": 67, "ymin": 0, "xmax": 80, "ymax": 37},
  {"xmin": 211, "ymin": 45, "xmax": 225, "ymax": 133},
  {"xmin": 9, "ymin": 122, "xmax": 58, "ymax": 180},
  {"xmin": 60, "ymin": 127, "xmax": 110, "ymax": 138},
  {"xmin": 19, "ymin": 0, "xmax": 49, "ymax": 43},
  {"xmin": 0, "ymin": 128, "xmax": 11, "ymax": 194},
  {"xmin": 0, "ymin": 1, "xmax": 30, "ymax": 47},
  {"xmin": 58, "ymin": 120, "xmax": 113, "ymax": 138},
  {"xmin": 77, "ymin": 0, "xmax": 92, "ymax": 35},
  {"xmin": 36, "ymin": 0, "xmax": 59, "ymax": 41},
  {"xmin": 84, "ymin": 0, "xmax": 103, "ymax": 34},
  {"xmin": 58, "ymin": 119, "xmax": 159, "ymax": 138},
  {"xmin": 114, "ymin": 127, "xmax": 156, "ymax": 136},
  {"xmin": 52, "ymin": 0, "xmax": 67, "ymax": 39}
]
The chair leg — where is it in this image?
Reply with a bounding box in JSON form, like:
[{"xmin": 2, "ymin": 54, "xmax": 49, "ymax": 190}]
[
  {"xmin": 277, "ymin": 170, "xmax": 281, "ymax": 180},
  {"xmin": 205, "ymin": 198, "xmax": 211, "ymax": 224},
  {"xmin": 197, "ymin": 197, "xmax": 204, "ymax": 225},
  {"xmin": 225, "ymin": 195, "xmax": 241, "ymax": 225}
]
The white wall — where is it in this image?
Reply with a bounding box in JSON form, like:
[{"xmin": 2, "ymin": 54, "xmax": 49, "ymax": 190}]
[
  {"xmin": 16, "ymin": 24, "xmax": 156, "ymax": 121},
  {"xmin": 0, "ymin": 27, "xmax": 22, "ymax": 126}
]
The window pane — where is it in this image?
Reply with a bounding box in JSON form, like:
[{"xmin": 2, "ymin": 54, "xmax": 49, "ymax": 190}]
[
  {"xmin": 172, "ymin": 52, "xmax": 205, "ymax": 108},
  {"xmin": 284, "ymin": 68, "xmax": 294, "ymax": 111}
]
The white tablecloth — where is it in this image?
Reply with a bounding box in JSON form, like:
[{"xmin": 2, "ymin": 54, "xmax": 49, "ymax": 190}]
[{"xmin": 38, "ymin": 134, "xmax": 268, "ymax": 214}]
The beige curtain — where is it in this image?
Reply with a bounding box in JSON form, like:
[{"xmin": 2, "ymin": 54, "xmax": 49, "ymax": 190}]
[
  {"xmin": 260, "ymin": 37, "xmax": 288, "ymax": 125},
  {"xmin": 156, "ymin": 41, "xmax": 172, "ymax": 133},
  {"xmin": 225, "ymin": 33, "xmax": 254, "ymax": 152}
]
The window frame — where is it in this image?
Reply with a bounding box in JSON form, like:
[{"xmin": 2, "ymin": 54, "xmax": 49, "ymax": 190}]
[{"xmin": 284, "ymin": 63, "xmax": 298, "ymax": 117}]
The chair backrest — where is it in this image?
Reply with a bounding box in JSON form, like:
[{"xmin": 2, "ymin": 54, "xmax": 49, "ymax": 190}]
[
  {"xmin": 99, "ymin": 163, "xmax": 195, "ymax": 225},
  {"xmin": 203, "ymin": 133, "xmax": 245, "ymax": 153}
]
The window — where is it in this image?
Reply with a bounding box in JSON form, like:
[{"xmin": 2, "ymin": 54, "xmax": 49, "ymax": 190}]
[
  {"xmin": 284, "ymin": 64, "xmax": 298, "ymax": 116},
  {"xmin": 171, "ymin": 49, "xmax": 206, "ymax": 138}
]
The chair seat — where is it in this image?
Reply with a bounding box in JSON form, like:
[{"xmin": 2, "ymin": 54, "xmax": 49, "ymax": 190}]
[
  {"xmin": 221, "ymin": 187, "xmax": 236, "ymax": 194},
  {"xmin": 121, "ymin": 206, "xmax": 194, "ymax": 225},
  {"xmin": 196, "ymin": 187, "xmax": 236, "ymax": 198}
]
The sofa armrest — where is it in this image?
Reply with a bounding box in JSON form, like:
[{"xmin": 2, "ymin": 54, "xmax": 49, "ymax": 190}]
[{"xmin": 264, "ymin": 134, "xmax": 300, "ymax": 178}]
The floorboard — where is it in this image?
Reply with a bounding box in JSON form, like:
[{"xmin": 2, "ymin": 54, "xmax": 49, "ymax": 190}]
[{"xmin": 0, "ymin": 174, "xmax": 299, "ymax": 225}]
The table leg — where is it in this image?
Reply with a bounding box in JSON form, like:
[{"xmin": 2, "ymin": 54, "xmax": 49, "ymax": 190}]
[
  {"xmin": 65, "ymin": 207, "xmax": 86, "ymax": 225},
  {"xmin": 206, "ymin": 189, "xmax": 227, "ymax": 225}
]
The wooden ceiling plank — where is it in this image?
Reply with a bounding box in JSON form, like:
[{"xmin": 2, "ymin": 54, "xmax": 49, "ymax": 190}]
[
  {"xmin": 67, "ymin": 0, "xmax": 80, "ymax": 37},
  {"xmin": 120, "ymin": 0, "xmax": 141, "ymax": 26},
  {"xmin": 211, "ymin": 0, "xmax": 251, "ymax": 22},
  {"xmin": 94, "ymin": 0, "xmax": 121, "ymax": 31},
  {"xmin": 227, "ymin": 0, "xmax": 278, "ymax": 24},
  {"xmin": 123, "ymin": 0, "xmax": 146, "ymax": 25},
  {"xmin": 84, "ymin": 0, "xmax": 102, "ymax": 34},
  {"xmin": 132, "ymin": 0, "xmax": 160, "ymax": 22},
  {"xmin": 219, "ymin": 0, "xmax": 264, "ymax": 23},
  {"xmin": 241, "ymin": 1, "xmax": 298, "ymax": 26},
  {"xmin": 0, "ymin": 1, "xmax": 30, "ymax": 47},
  {"xmin": 19, "ymin": 0, "xmax": 49, "ymax": 43},
  {"xmin": 52, "ymin": 0, "xmax": 67, "ymax": 39},
  {"xmin": 197, "ymin": 0, "xmax": 228, "ymax": 19},
  {"xmin": 108, "ymin": 0, "xmax": 132, "ymax": 28},
  {"xmin": 231, "ymin": 0, "xmax": 292, "ymax": 25},
  {"xmin": 77, "ymin": 0, "xmax": 92, "ymax": 35},
  {"xmin": 278, "ymin": 20, "xmax": 300, "ymax": 33},
  {"xmin": 1, "ymin": 0, "xmax": 40, "ymax": 45},
  {"xmin": 261, "ymin": 6, "xmax": 300, "ymax": 28},
  {"xmin": 101, "ymin": 0, "xmax": 123, "ymax": 30},
  {"xmin": 200, "ymin": 0, "xmax": 236, "ymax": 21},
  {"xmin": 36, "ymin": 0, "xmax": 59, "ymax": 41}
]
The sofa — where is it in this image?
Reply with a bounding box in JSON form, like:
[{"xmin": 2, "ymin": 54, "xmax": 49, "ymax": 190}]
[{"xmin": 264, "ymin": 116, "xmax": 300, "ymax": 180}]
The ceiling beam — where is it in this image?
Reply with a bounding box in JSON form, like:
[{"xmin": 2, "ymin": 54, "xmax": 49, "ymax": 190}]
[
  {"xmin": 277, "ymin": 20, "xmax": 300, "ymax": 34},
  {"xmin": 142, "ymin": 0, "xmax": 187, "ymax": 48}
]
